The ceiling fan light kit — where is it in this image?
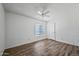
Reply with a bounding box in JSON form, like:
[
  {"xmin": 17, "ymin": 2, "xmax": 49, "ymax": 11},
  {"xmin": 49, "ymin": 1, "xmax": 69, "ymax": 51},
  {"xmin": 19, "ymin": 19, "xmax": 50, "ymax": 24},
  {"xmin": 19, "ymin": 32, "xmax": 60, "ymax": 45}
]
[{"xmin": 37, "ymin": 4, "xmax": 50, "ymax": 18}]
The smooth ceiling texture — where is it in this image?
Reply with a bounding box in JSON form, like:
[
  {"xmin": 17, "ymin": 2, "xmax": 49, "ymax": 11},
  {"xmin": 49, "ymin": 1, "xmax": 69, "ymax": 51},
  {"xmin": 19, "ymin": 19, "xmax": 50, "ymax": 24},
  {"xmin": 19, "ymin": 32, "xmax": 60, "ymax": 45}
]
[{"xmin": 3, "ymin": 3, "xmax": 53, "ymax": 21}]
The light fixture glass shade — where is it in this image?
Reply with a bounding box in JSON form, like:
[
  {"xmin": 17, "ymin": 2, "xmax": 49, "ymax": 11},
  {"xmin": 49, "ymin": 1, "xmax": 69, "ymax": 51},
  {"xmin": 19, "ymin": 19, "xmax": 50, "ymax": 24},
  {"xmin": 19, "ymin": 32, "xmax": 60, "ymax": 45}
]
[{"xmin": 38, "ymin": 11, "xmax": 42, "ymax": 15}]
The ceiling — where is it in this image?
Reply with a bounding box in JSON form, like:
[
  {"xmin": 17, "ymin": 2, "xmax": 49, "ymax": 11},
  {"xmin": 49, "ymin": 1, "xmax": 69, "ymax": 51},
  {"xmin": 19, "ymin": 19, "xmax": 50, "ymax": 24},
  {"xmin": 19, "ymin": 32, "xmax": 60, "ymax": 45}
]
[
  {"xmin": 3, "ymin": 3, "xmax": 53, "ymax": 21},
  {"xmin": 3, "ymin": 3, "xmax": 79, "ymax": 22}
]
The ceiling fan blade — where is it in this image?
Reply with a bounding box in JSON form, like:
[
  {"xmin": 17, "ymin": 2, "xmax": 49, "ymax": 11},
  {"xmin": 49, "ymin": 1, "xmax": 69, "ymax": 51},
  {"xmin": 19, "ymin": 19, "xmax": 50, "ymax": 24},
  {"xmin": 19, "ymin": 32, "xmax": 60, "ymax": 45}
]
[{"xmin": 44, "ymin": 10, "xmax": 50, "ymax": 14}]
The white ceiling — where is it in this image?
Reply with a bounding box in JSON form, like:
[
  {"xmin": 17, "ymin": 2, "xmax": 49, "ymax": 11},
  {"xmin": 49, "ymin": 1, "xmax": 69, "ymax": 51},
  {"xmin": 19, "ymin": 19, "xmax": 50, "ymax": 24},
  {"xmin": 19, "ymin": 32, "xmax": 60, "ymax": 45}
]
[
  {"xmin": 3, "ymin": 3, "xmax": 79, "ymax": 22},
  {"xmin": 3, "ymin": 3, "xmax": 53, "ymax": 21}
]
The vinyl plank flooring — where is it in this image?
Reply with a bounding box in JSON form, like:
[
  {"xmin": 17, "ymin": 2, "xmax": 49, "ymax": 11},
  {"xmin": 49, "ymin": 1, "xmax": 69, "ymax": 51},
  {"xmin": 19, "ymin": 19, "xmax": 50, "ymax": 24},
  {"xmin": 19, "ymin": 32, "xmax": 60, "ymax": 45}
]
[{"xmin": 3, "ymin": 39, "xmax": 79, "ymax": 56}]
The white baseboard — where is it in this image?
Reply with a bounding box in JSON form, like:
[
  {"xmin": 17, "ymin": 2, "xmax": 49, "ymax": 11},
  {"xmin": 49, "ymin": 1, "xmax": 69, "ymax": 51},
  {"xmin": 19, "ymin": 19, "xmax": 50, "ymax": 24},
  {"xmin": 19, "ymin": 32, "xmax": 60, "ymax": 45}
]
[{"xmin": 0, "ymin": 51, "xmax": 3, "ymax": 56}]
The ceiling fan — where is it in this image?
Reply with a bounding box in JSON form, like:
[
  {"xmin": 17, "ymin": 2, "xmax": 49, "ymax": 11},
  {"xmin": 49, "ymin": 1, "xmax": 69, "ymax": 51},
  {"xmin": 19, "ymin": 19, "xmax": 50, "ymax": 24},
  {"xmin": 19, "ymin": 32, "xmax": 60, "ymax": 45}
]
[
  {"xmin": 37, "ymin": 4, "xmax": 50, "ymax": 17},
  {"xmin": 38, "ymin": 9, "xmax": 50, "ymax": 17}
]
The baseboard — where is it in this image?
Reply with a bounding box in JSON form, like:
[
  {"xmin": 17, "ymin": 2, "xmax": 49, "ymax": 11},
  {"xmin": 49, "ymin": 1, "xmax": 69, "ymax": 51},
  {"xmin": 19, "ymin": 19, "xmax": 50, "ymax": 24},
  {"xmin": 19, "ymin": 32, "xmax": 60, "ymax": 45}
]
[
  {"xmin": 5, "ymin": 38, "xmax": 46, "ymax": 49},
  {"xmin": 48, "ymin": 37, "xmax": 79, "ymax": 47},
  {"xmin": 0, "ymin": 51, "xmax": 4, "ymax": 56}
]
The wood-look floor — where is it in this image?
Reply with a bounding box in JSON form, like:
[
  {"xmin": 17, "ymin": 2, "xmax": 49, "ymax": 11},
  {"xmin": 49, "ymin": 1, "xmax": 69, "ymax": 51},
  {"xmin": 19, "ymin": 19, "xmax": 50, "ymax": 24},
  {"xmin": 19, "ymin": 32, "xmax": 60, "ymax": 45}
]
[{"xmin": 3, "ymin": 39, "xmax": 79, "ymax": 56}]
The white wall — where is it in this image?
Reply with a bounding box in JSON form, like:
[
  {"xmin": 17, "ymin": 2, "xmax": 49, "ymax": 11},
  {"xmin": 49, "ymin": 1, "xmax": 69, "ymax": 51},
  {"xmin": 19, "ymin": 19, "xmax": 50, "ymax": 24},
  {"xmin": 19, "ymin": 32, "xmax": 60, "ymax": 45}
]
[
  {"xmin": 47, "ymin": 4, "xmax": 79, "ymax": 46},
  {"xmin": 0, "ymin": 4, "xmax": 5, "ymax": 55},
  {"xmin": 47, "ymin": 22, "xmax": 56, "ymax": 39},
  {"xmin": 5, "ymin": 11, "xmax": 46, "ymax": 49}
]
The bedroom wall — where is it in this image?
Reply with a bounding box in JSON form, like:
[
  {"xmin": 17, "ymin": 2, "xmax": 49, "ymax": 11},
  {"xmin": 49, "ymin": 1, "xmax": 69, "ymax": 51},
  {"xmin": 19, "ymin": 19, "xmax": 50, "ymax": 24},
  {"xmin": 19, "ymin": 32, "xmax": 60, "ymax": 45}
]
[
  {"xmin": 5, "ymin": 11, "xmax": 46, "ymax": 49},
  {"xmin": 47, "ymin": 4, "xmax": 79, "ymax": 46},
  {"xmin": 0, "ymin": 4, "xmax": 5, "ymax": 55}
]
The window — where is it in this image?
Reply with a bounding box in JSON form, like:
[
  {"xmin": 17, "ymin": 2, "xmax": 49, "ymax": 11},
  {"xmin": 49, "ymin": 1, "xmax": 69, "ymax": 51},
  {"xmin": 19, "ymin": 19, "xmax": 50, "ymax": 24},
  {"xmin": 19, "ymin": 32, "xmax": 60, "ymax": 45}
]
[{"xmin": 35, "ymin": 24, "xmax": 45, "ymax": 36}]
